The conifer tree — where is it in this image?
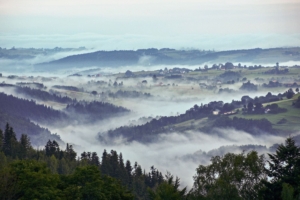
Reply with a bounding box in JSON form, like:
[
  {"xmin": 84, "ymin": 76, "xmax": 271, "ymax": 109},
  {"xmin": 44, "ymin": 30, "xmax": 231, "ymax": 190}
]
[
  {"xmin": 65, "ymin": 143, "xmax": 76, "ymax": 161},
  {"xmin": 119, "ymin": 152, "xmax": 128, "ymax": 185},
  {"xmin": 0, "ymin": 129, "xmax": 3, "ymax": 151},
  {"xmin": 125, "ymin": 160, "xmax": 133, "ymax": 187},
  {"xmin": 91, "ymin": 152, "xmax": 100, "ymax": 166},
  {"xmin": 101, "ymin": 149, "xmax": 110, "ymax": 175},
  {"xmin": 3, "ymin": 123, "xmax": 18, "ymax": 157},
  {"xmin": 109, "ymin": 150, "xmax": 119, "ymax": 178},
  {"xmin": 261, "ymin": 137, "xmax": 300, "ymax": 199},
  {"xmin": 19, "ymin": 134, "xmax": 31, "ymax": 159},
  {"xmin": 45, "ymin": 140, "xmax": 60, "ymax": 157}
]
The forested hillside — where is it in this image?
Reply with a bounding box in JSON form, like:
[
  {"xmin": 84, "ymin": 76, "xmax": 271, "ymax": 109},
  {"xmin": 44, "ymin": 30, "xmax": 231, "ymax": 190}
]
[
  {"xmin": 0, "ymin": 92, "xmax": 66, "ymax": 125},
  {"xmin": 35, "ymin": 47, "xmax": 300, "ymax": 69},
  {"xmin": 15, "ymin": 86, "xmax": 76, "ymax": 104},
  {"xmin": 0, "ymin": 110, "xmax": 61, "ymax": 146},
  {"xmin": 1, "ymin": 124, "xmax": 299, "ymax": 199},
  {"xmin": 65, "ymin": 101, "xmax": 130, "ymax": 123}
]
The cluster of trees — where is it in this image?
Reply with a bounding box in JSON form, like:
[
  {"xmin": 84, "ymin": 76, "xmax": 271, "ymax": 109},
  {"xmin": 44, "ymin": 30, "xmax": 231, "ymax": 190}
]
[
  {"xmin": 209, "ymin": 116, "xmax": 273, "ymax": 134},
  {"xmin": 241, "ymin": 89, "xmax": 298, "ymax": 114},
  {"xmin": 293, "ymin": 96, "xmax": 300, "ymax": 108},
  {"xmin": 241, "ymin": 92, "xmax": 281, "ymax": 105},
  {"xmin": 65, "ymin": 101, "xmax": 129, "ymax": 122},
  {"xmin": 190, "ymin": 138, "xmax": 300, "ymax": 199},
  {"xmin": 240, "ymin": 81, "xmax": 258, "ymax": 91},
  {"xmin": 108, "ymin": 90, "xmax": 151, "ymax": 99},
  {"xmin": 0, "ymin": 109, "xmax": 60, "ymax": 146},
  {"xmin": 217, "ymin": 70, "xmax": 241, "ymax": 82},
  {"xmin": 248, "ymin": 65, "xmax": 263, "ymax": 70},
  {"xmin": 104, "ymin": 94, "xmax": 284, "ymax": 142},
  {"xmin": 0, "ymin": 123, "xmax": 185, "ymax": 200},
  {"xmin": 0, "ymin": 92, "xmax": 66, "ymax": 125},
  {"xmin": 105, "ymin": 103, "xmax": 215, "ymax": 142},
  {"xmin": 240, "ymin": 92, "xmax": 290, "ymax": 115},
  {"xmin": 262, "ymin": 80, "xmax": 282, "ymax": 88},
  {"xmin": 265, "ymin": 103, "xmax": 287, "ymax": 114},
  {"xmin": 15, "ymin": 86, "xmax": 76, "ymax": 104},
  {"xmin": 111, "ymin": 81, "xmax": 124, "ymax": 87},
  {"xmin": 264, "ymin": 67, "xmax": 289, "ymax": 75},
  {"xmin": 16, "ymin": 82, "xmax": 45, "ymax": 89},
  {"xmin": 52, "ymin": 85, "xmax": 83, "ymax": 92},
  {"xmin": 285, "ymin": 88, "xmax": 295, "ymax": 99},
  {"xmin": 1, "ymin": 123, "xmax": 300, "ymax": 199},
  {"xmin": 87, "ymin": 80, "xmax": 108, "ymax": 85},
  {"xmin": 242, "ymin": 102, "xmax": 265, "ymax": 114}
]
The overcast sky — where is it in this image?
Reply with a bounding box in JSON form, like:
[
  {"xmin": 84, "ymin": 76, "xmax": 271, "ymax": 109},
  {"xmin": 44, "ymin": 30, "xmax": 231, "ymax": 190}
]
[{"xmin": 0, "ymin": 0, "xmax": 300, "ymax": 50}]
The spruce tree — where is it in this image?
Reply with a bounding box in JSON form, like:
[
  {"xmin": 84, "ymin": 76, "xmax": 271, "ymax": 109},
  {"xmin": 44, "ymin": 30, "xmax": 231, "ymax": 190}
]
[
  {"xmin": 19, "ymin": 134, "xmax": 31, "ymax": 159},
  {"xmin": 65, "ymin": 143, "xmax": 76, "ymax": 161},
  {"xmin": 101, "ymin": 149, "xmax": 110, "ymax": 175},
  {"xmin": 3, "ymin": 123, "xmax": 18, "ymax": 157},
  {"xmin": 125, "ymin": 160, "xmax": 133, "ymax": 187},
  {"xmin": 91, "ymin": 152, "xmax": 100, "ymax": 166},
  {"xmin": 261, "ymin": 137, "xmax": 300, "ymax": 200}
]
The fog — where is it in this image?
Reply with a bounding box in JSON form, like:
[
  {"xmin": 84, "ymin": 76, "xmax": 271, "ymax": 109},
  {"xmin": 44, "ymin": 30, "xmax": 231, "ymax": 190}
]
[
  {"xmin": 1, "ymin": 33, "xmax": 300, "ymax": 51},
  {"xmin": 2, "ymin": 50, "xmax": 300, "ymax": 78},
  {"xmin": 0, "ymin": 57, "xmax": 299, "ymax": 189},
  {"xmin": 47, "ymin": 119, "xmax": 290, "ymax": 188},
  {"xmin": 1, "ymin": 0, "xmax": 300, "ymax": 195}
]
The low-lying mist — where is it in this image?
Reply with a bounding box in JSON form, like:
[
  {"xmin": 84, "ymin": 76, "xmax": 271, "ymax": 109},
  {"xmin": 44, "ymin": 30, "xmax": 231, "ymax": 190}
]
[
  {"xmin": 46, "ymin": 119, "xmax": 291, "ymax": 188},
  {"xmin": 1, "ymin": 60, "xmax": 298, "ymax": 189}
]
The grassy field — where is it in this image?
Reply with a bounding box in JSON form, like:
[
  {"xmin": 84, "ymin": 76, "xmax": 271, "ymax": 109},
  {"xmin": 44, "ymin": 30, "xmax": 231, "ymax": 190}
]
[
  {"xmin": 156, "ymin": 93, "xmax": 300, "ymax": 134},
  {"xmin": 229, "ymin": 93, "xmax": 300, "ymax": 133}
]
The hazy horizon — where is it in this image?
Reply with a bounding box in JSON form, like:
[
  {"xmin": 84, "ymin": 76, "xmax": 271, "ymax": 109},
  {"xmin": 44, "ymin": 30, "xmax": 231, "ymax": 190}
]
[{"xmin": 1, "ymin": 0, "xmax": 300, "ymax": 50}]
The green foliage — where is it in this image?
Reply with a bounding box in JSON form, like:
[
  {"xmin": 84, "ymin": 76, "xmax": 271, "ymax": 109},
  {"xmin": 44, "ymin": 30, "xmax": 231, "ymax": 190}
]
[
  {"xmin": 48, "ymin": 155, "xmax": 58, "ymax": 173},
  {"xmin": 212, "ymin": 116, "xmax": 273, "ymax": 134},
  {"xmin": 148, "ymin": 172, "xmax": 186, "ymax": 200},
  {"xmin": 3, "ymin": 123, "xmax": 18, "ymax": 158},
  {"xmin": 0, "ymin": 152, "xmax": 7, "ymax": 169},
  {"xmin": 65, "ymin": 101, "xmax": 129, "ymax": 122},
  {"xmin": 286, "ymin": 89, "xmax": 295, "ymax": 99},
  {"xmin": 60, "ymin": 165, "xmax": 133, "ymax": 200},
  {"xmin": 45, "ymin": 140, "xmax": 60, "ymax": 157},
  {"xmin": 0, "ymin": 92, "xmax": 66, "ymax": 125},
  {"xmin": 0, "ymin": 160, "xmax": 60, "ymax": 200},
  {"xmin": 0, "ymin": 160, "xmax": 134, "ymax": 200},
  {"xmin": 81, "ymin": 151, "xmax": 100, "ymax": 166},
  {"xmin": 281, "ymin": 183, "xmax": 294, "ymax": 200},
  {"xmin": 105, "ymin": 104, "xmax": 214, "ymax": 142},
  {"xmin": 192, "ymin": 151, "xmax": 266, "ymax": 200},
  {"xmin": 240, "ymin": 81, "xmax": 258, "ymax": 91},
  {"xmin": 0, "ymin": 111, "xmax": 60, "ymax": 146},
  {"xmin": 19, "ymin": 134, "xmax": 31, "ymax": 159},
  {"xmin": 260, "ymin": 137, "xmax": 300, "ymax": 200},
  {"xmin": 4, "ymin": 123, "xmax": 300, "ymax": 200},
  {"xmin": 0, "ymin": 129, "xmax": 3, "ymax": 151}
]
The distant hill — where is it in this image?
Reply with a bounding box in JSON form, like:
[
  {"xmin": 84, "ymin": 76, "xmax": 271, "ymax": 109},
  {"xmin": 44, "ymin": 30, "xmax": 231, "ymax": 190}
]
[
  {"xmin": 0, "ymin": 110, "xmax": 62, "ymax": 146},
  {"xmin": 0, "ymin": 92, "xmax": 67, "ymax": 125},
  {"xmin": 102, "ymin": 92, "xmax": 300, "ymax": 143},
  {"xmin": 35, "ymin": 47, "xmax": 300, "ymax": 70}
]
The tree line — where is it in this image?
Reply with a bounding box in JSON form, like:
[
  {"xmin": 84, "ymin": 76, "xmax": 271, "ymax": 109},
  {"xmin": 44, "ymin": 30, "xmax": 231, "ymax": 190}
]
[
  {"xmin": 65, "ymin": 100, "xmax": 130, "ymax": 123},
  {"xmin": 0, "ymin": 123, "xmax": 299, "ymax": 199},
  {"xmin": 15, "ymin": 86, "xmax": 76, "ymax": 104},
  {"xmin": 0, "ymin": 123, "xmax": 183, "ymax": 199},
  {"xmin": 0, "ymin": 92, "xmax": 66, "ymax": 125}
]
